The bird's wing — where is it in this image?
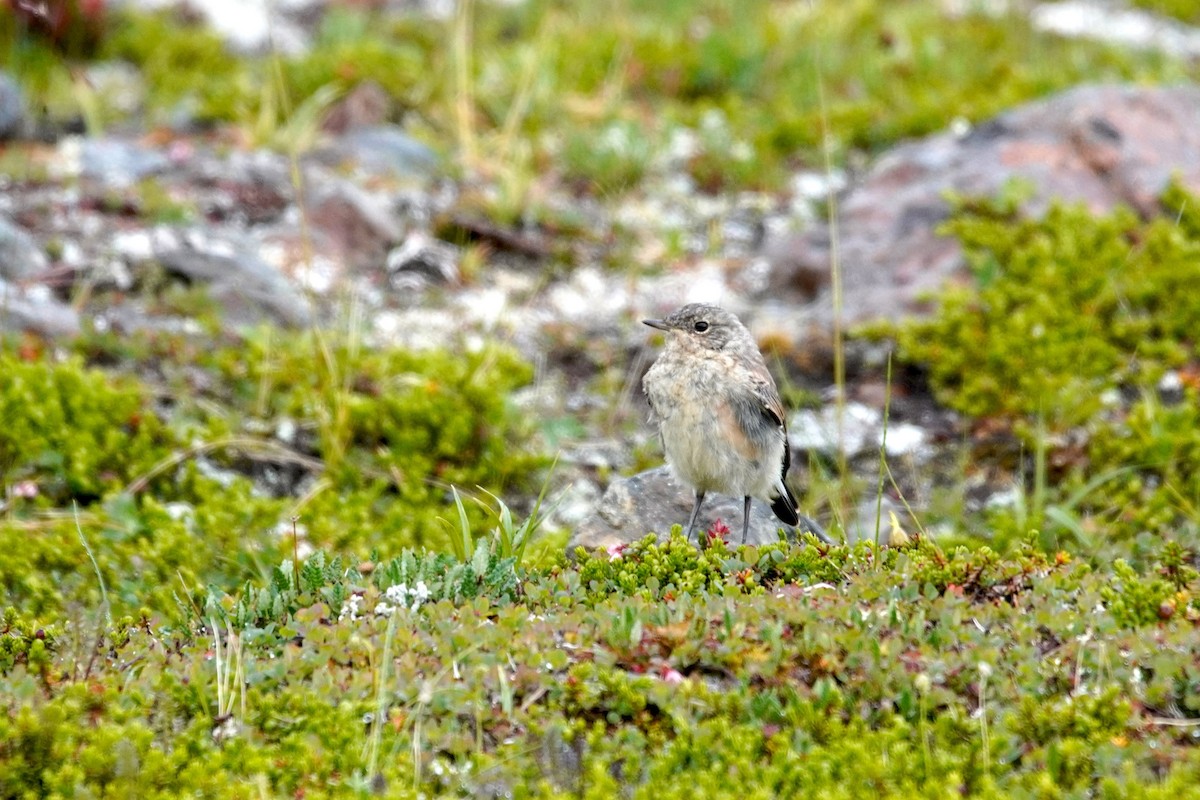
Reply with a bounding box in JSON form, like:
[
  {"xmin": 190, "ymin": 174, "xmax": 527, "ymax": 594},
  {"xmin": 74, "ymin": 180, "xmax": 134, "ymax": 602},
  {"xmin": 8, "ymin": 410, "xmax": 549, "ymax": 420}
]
[
  {"xmin": 642, "ymin": 370, "xmax": 663, "ymax": 423},
  {"xmin": 747, "ymin": 361, "xmax": 786, "ymax": 428},
  {"xmin": 746, "ymin": 361, "xmax": 792, "ymax": 478}
]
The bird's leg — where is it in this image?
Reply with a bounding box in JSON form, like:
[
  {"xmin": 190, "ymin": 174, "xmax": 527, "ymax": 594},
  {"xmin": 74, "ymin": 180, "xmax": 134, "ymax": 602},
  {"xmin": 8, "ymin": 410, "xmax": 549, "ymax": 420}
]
[
  {"xmin": 742, "ymin": 495, "xmax": 752, "ymax": 544},
  {"xmin": 684, "ymin": 491, "xmax": 706, "ymax": 542}
]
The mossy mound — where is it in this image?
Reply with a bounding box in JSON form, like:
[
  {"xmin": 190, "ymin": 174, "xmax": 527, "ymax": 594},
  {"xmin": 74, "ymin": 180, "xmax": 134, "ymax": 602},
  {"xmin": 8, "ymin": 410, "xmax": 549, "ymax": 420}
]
[
  {"xmin": 0, "ymin": 331, "xmax": 545, "ymax": 624},
  {"xmin": 894, "ymin": 183, "xmax": 1200, "ymax": 428},
  {"xmin": 883, "ymin": 184, "xmax": 1200, "ymax": 559}
]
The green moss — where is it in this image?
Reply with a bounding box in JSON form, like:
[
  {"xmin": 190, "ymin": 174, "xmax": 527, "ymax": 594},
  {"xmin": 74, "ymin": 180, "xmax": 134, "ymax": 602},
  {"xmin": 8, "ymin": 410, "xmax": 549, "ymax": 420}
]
[
  {"xmin": 894, "ymin": 187, "xmax": 1200, "ymax": 427},
  {"xmin": 100, "ymin": 9, "xmax": 252, "ymax": 123},
  {"xmin": 0, "ymin": 607, "xmax": 57, "ymax": 676},
  {"xmin": 460, "ymin": 0, "xmax": 1190, "ymax": 193},
  {"xmin": 281, "ymin": 9, "xmax": 430, "ymax": 110},
  {"xmin": 0, "ymin": 353, "xmax": 175, "ymax": 504},
  {"xmin": 561, "ymin": 119, "xmax": 655, "ymax": 193},
  {"xmin": 1056, "ymin": 391, "xmax": 1200, "ymax": 553},
  {"xmin": 1099, "ymin": 554, "xmax": 1195, "ymax": 628},
  {"xmin": 568, "ymin": 530, "xmax": 1059, "ymax": 606},
  {"xmin": 0, "ymin": 329, "xmax": 545, "ymax": 624},
  {"xmin": 196, "ymin": 330, "xmax": 546, "ymax": 552},
  {"xmin": 884, "ymin": 185, "xmax": 1200, "ymax": 559}
]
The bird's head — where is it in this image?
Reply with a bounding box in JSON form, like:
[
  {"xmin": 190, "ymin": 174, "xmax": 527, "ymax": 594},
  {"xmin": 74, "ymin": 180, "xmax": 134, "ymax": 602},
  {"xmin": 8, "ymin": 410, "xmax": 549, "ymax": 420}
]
[{"xmin": 642, "ymin": 303, "xmax": 751, "ymax": 353}]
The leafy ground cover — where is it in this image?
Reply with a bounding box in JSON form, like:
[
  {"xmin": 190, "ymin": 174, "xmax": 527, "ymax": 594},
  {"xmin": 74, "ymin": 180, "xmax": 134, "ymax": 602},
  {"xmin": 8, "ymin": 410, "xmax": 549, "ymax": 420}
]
[
  {"xmin": 4, "ymin": 534, "xmax": 1200, "ymax": 797},
  {"xmin": 0, "ymin": 330, "xmax": 545, "ymax": 622}
]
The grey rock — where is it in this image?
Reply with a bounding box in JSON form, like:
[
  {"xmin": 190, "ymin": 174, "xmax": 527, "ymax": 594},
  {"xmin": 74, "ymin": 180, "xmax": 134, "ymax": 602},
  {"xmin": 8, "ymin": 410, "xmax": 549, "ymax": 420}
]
[
  {"xmin": 0, "ymin": 71, "xmax": 26, "ymax": 140},
  {"xmin": 81, "ymin": 137, "xmax": 168, "ymax": 188},
  {"xmin": 789, "ymin": 401, "xmax": 932, "ymax": 461},
  {"xmin": 768, "ymin": 84, "xmax": 1200, "ymax": 327},
  {"xmin": 568, "ymin": 465, "xmax": 822, "ymax": 552},
  {"xmin": 0, "ymin": 280, "xmax": 81, "ymax": 337},
  {"xmin": 163, "ymin": 0, "xmax": 313, "ymax": 55},
  {"xmin": 304, "ymin": 177, "xmax": 405, "ymax": 269},
  {"xmin": 386, "ymin": 232, "xmax": 459, "ymax": 291},
  {"xmin": 321, "ymin": 83, "xmax": 393, "ymax": 135},
  {"xmin": 0, "ymin": 215, "xmax": 49, "ymax": 282},
  {"xmin": 547, "ymin": 478, "xmax": 604, "ymax": 531},
  {"xmin": 790, "ymin": 402, "xmax": 881, "ymax": 459},
  {"xmin": 329, "ymin": 125, "xmax": 439, "ymax": 177},
  {"xmin": 537, "ymin": 726, "xmax": 584, "ymax": 794},
  {"xmin": 154, "ymin": 228, "xmax": 313, "ymax": 328}
]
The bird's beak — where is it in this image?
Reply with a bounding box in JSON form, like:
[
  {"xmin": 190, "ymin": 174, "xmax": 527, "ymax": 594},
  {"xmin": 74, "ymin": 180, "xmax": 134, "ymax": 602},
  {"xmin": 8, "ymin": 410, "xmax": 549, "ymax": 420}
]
[{"xmin": 642, "ymin": 319, "xmax": 670, "ymax": 331}]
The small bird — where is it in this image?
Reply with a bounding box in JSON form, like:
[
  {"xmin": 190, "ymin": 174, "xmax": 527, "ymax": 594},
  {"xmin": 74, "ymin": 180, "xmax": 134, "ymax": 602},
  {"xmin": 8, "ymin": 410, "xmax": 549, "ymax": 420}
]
[{"xmin": 642, "ymin": 303, "xmax": 805, "ymax": 544}]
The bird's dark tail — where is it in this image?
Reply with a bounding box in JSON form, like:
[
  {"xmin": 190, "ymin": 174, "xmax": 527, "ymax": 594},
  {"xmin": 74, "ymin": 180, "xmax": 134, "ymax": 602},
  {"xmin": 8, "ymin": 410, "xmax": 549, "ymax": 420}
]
[{"xmin": 771, "ymin": 481, "xmax": 800, "ymax": 526}]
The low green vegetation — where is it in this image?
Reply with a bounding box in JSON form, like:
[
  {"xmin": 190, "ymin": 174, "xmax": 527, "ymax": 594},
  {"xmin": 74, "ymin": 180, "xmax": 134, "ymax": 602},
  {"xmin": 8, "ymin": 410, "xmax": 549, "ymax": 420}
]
[
  {"xmin": 4, "ymin": 0, "xmax": 1193, "ymax": 199},
  {"xmin": 4, "ymin": 533, "xmax": 1200, "ymax": 797},
  {"xmin": 0, "ymin": 330, "xmax": 545, "ymax": 623},
  {"xmin": 894, "ymin": 183, "xmax": 1200, "ymax": 428},
  {"xmin": 886, "ymin": 185, "xmax": 1200, "ymax": 562}
]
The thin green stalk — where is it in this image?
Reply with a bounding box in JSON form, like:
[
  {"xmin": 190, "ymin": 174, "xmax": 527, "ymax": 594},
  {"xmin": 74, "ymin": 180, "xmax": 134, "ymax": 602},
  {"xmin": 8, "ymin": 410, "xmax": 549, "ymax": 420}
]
[
  {"xmin": 809, "ymin": 0, "xmax": 847, "ymax": 525},
  {"xmin": 74, "ymin": 501, "xmax": 111, "ymax": 628},
  {"xmin": 1033, "ymin": 406, "xmax": 1048, "ymax": 530},
  {"xmin": 874, "ymin": 351, "xmax": 893, "ymax": 556},
  {"xmin": 366, "ymin": 611, "xmax": 398, "ymax": 785}
]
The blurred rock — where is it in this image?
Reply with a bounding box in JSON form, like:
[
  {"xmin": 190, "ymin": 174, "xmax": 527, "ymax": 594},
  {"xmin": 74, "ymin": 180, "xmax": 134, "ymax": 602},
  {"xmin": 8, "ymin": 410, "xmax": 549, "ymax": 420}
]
[
  {"xmin": 304, "ymin": 176, "xmax": 404, "ymax": 268},
  {"xmin": 1031, "ymin": 2, "xmax": 1200, "ymax": 59},
  {"xmin": 0, "ymin": 215, "xmax": 49, "ymax": 281},
  {"xmin": 843, "ymin": 495, "xmax": 910, "ymax": 546},
  {"xmin": 319, "ymin": 124, "xmax": 440, "ymax": 178},
  {"xmin": 0, "ymin": 71, "xmax": 27, "ymax": 140},
  {"xmin": 790, "ymin": 401, "xmax": 931, "ymax": 461},
  {"xmin": 321, "ymin": 81, "xmax": 393, "ymax": 135},
  {"xmin": 790, "ymin": 402, "xmax": 881, "ymax": 459},
  {"xmin": 127, "ymin": 0, "xmax": 314, "ymax": 54},
  {"xmin": 81, "ymin": 137, "xmax": 168, "ymax": 188},
  {"xmin": 154, "ymin": 228, "xmax": 313, "ymax": 327},
  {"xmin": 546, "ymin": 478, "xmax": 604, "ymax": 531},
  {"xmin": 568, "ymin": 465, "xmax": 824, "ymax": 552},
  {"xmin": 386, "ymin": 232, "xmax": 459, "ymax": 292},
  {"xmin": 0, "ymin": 280, "xmax": 81, "ymax": 337},
  {"xmin": 768, "ymin": 84, "xmax": 1200, "ymax": 327}
]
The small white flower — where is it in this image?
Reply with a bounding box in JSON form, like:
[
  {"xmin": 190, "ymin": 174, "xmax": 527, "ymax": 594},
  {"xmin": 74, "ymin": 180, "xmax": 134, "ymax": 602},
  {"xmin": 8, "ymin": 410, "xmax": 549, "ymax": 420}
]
[
  {"xmin": 339, "ymin": 594, "xmax": 363, "ymax": 622},
  {"xmin": 385, "ymin": 583, "xmax": 409, "ymax": 604}
]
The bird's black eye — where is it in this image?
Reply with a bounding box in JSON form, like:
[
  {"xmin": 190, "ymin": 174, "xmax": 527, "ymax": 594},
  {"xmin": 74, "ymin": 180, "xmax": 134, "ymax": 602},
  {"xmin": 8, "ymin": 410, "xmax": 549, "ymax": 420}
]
[{"xmin": 693, "ymin": 321, "xmax": 709, "ymax": 333}]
